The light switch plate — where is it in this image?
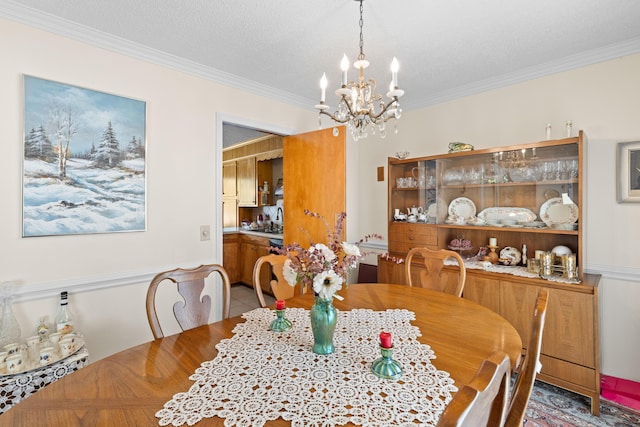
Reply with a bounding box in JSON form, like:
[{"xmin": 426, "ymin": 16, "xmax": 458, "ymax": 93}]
[{"xmin": 200, "ymin": 225, "xmax": 210, "ymax": 241}]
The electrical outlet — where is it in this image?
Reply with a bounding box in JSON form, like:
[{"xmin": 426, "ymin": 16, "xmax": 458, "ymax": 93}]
[{"xmin": 200, "ymin": 225, "xmax": 210, "ymax": 241}]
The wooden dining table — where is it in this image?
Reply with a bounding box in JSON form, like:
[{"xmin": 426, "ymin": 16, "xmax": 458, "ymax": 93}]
[{"xmin": 2, "ymin": 284, "xmax": 522, "ymax": 426}]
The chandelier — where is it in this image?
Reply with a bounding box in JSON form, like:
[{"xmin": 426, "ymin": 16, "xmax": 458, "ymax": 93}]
[{"xmin": 315, "ymin": 0, "xmax": 404, "ymax": 140}]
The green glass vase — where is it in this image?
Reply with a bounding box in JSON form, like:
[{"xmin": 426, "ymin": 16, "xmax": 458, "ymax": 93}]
[{"xmin": 309, "ymin": 295, "xmax": 337, "ymax": 355}]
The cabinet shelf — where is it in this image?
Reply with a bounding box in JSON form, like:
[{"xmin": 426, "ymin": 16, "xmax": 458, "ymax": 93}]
[
  {"xmin": 433, "ymin": 223, "xmax": 578, "ymax": 235},
  {"xmin": 441, "ymin": 178, "xmax": 578, "ymax": 190}
]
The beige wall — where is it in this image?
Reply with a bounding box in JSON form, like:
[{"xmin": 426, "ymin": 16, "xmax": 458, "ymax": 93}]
[
  {"xmin": 2, "ymin": 17, "xmax": 639, "ymax": 383},
  {"xmin": 0, "ymin": 18, "xmax": 316, "ymax": 360},
  {"xmin": 350, "ymin": 54, "xmax": 640, "ymax": 382}
]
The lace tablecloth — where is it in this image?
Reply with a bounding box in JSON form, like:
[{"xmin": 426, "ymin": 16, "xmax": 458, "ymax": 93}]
[
  {"xmin": 157, "ymin": 308, "xmax": 457, "ymax": 427},
  {"xmin": 0, "ymin": 346, "xmax": 89, "ymax": 414}
]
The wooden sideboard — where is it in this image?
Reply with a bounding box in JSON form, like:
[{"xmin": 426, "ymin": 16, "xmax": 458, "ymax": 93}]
[{"xmin": 380, "ymin": 131, "xmax": 602, "ymax": 415}]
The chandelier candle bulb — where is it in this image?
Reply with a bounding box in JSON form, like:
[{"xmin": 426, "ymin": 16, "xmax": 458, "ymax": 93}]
[
  {"xmin": 391, "ymin": 57, "xmax": 399, "ymax": 88},
  {"xmin": 380, "ymin": 331, "xmax": 392, "ymax": 348},
  {"xmin": 341, "ymin": 54, "xmax": 349, "ymax": 86},
  {"xmin": 320, "ymin": 73, "xmax": 327, "ymax": 103}
]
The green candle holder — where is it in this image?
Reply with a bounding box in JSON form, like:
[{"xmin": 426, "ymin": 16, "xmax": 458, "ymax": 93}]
[
  {"xmin": 371, "ymin": 345, "xmax": 403, "ymax": 380},
  {"xmin": 269, "ymin": 309, "xmax": 292, "ymax": 332}
]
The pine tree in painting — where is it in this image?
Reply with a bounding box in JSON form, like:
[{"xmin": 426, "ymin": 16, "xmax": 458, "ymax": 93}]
[
  {"xmin": 92, "ymin": 121, "xmax": 122, "ymax": 167},
  {"xmin": 126, "ymin": 136, "xmax": 145, "ymax": 159},
  {"xmin": 25, "ymin": 125, "xmax": 56, "ymax": 161}
]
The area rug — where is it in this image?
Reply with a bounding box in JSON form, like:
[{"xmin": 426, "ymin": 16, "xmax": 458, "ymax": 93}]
[{"xmin": 524, "ymin": 381, "xmax": 640, "ymax": 426}]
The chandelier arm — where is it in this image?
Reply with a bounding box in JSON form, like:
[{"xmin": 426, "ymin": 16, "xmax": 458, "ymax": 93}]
[
  {"xmin": 367, "ymin": 97, "xmax": 400, "ymax": 121},
  {"xmin": 318, "ymin": 109, "xmax": 351, "ymax": 124}
]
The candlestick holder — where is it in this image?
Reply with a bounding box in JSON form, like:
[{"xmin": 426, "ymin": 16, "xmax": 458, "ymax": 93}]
[
  {"xmin": 371, "ymin": 345, "xmax": 403, "ymax": 380},
  {"xmin": 269, "ymin": 308, "xmax": 292, "ymax": 332},
  {"xmin": 485, "ymin": 245, "xmax": 499, "ymax": 264}
]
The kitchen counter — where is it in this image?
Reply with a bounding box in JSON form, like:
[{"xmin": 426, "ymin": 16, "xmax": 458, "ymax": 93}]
[{"xmin": 223, "ymin": 227, "xmax": 283, "ymax": 240}]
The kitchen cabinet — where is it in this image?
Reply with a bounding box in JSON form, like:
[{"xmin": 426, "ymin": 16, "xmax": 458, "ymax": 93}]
[
  {"xmin": 379, "ymin": 131, "xmax": 602, "ymax": 414},
  {"xmin": 239, "ymin": 234, "xmax": 271, "ymax": 292},
  {"xmin": 237, "ymin": 157, "xmax": 257, "ymax": 207},
  {"xmin": 222, "ymin": 233, "xmax": 240, "ymax": 283},
  {"xmin": 222, "ymin": 161, "xmax": 238, "ymax": 227}
]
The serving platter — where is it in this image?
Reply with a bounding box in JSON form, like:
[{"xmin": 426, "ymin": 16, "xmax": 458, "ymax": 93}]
[
  {"xmin": 447, "ymin": 197, "xmax": 476, "ymax": 220},
  {"xmin": 0, "ymin": 337, "xmax": 85, "ymax": 376},
  {"xmin": 477, "ymin": 207, "xmax": 536, "ymax": 224},
  {"xmin": 539, "ymin": 197, "xmax": 579, "ymax": 227}
]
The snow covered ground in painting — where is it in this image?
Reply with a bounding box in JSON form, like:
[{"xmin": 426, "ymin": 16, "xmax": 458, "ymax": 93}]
[{"xmin": 23, "ymin": 158, "xmax": 145, "ymax": 237}]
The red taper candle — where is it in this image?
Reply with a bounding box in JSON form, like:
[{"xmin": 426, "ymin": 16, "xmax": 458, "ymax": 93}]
[{"xmin": 380, "ymin": 331, "xmax": 392, "ymax": 349}]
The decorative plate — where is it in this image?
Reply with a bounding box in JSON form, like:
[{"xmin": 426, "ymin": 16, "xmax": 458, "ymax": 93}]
[
  {"xmin": 427, "ymin": 203, "xmax": 437, "ymax": 218},
  {"xmin": 447, "ymin": 197, "xmax": 476, "ymax": 220},
  {"xmin": 477, "ymin": 207, "xmax": 536, "ymax": 224},
  {"xmin": 539, "ymin": 197, "xmax": 579, "ymax": 227},
  {"xmin": 499, "ymin": 246, "xmax": 522, "ymax": 265}
]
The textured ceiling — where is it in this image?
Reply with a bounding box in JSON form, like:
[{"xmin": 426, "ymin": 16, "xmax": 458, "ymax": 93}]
[{"xmin": 3, "ymin": 0, "xmax": 640, "ymax": 145}]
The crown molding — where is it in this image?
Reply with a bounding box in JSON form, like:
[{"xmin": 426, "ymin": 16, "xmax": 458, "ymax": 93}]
[
  {"xmin": 2, "ymin": 1, "xmax": 640, "ymax": 113},
  {"xmin": 403, "ymin": 36, "xmax": 640, "ymax": 110},
  {"xmin": 0, "ymin": 0, "xmax": 312, "ymax": 109}
]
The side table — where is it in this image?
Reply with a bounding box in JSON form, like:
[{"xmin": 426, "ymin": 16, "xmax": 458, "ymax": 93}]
[{"xmin": 0, "ymin": 346, "xmax": 89, "ymax": 414}]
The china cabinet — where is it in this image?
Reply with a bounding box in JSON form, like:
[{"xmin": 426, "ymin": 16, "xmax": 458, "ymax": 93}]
[{"xmin": 379, "ymin": 131, "xmax": 602, "ymax": 414}]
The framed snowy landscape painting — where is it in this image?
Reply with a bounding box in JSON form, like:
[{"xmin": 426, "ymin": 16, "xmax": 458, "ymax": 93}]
[{"xmin": 23, "ymin": 76, "xmax": 146, "ymax": 237}]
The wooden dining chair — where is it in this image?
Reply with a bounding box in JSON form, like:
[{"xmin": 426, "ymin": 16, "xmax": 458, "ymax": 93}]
[
  {"xmin": 504, "ymin": 287, "xmax": 549, "ymax": 427},
  {"xmin": 146, "ymin": 264, "xmax": 231, "ymax": 339},
  {"xmin": 405, "ymin": 247, "xmax": 467, "ymax": 297},
  {"xmin": 437, "ymin": 351, "xmax": 511, "ymax": 427},
  {"xmin": 253, "ymin": 254, "xmax": 296, "ymax": 307}
]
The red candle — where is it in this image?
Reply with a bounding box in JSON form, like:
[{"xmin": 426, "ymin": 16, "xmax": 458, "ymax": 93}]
[
  {"xmin": 276, "ymin": 300, "xmax": 285, "ymax": 310},
  {"xmin": 380, "ymin": 331, "xmax": 392, "ymax": 348}
]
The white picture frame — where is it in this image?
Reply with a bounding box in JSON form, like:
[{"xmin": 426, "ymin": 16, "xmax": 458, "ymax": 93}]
[{"xmin": 617, "ymin": 140, "xmax": 640, "ymax": 203}]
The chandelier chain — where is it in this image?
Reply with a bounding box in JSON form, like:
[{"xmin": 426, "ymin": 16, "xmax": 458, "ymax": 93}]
[{"xmin": 358, "ymin": 0, "xmax": 365, "ymax": 61}]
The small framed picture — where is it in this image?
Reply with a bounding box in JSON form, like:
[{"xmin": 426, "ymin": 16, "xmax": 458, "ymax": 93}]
[{"xmin": 617, "ymin": 141, "xmax": 640, "ymax": 203}]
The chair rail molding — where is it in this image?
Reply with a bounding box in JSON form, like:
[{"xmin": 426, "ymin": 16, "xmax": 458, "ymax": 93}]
[
  {"xmin": 585, "ymin": 264, "xmax": 640, "ymax": 283},
  {"xmin": 7, "ymin": 260, "xmax": 216, "ymax": 303}
]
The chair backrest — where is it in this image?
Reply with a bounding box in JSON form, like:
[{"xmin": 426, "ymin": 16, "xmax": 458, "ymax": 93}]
[
  {"xmin": 504, "ymin": 287, "xmax": 549, "ymax": 427},
  {"xmin": 405, "ymin": 247, "xmax": 467, "ymax": 297},
  {"xmin": 146, "ymin": 264, "xmax": 231, "ymax": 339},
  {"xmin": 253, "ymin": 254, "xmax": 295, "ymax": 307},
  {"xmin": 437, "ymin": 351, "xmax": 511, "ymax": 427}
]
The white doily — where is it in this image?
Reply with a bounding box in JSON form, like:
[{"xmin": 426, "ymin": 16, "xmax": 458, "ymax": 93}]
[
  {"xmin": 444, "ymin": 258, "xmax": 582, "ymax": 284},
  {"xmin": 0, "ymin": 346, "xmax": 89, "ymax": 414},
  {"xmin": 156, "ymin": 308, "xmax": 457, "ymax": 427}
]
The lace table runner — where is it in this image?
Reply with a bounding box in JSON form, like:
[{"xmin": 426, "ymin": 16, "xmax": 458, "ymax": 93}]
[{"xmin": 157, "ymin": 308, "xmax": 457, "ymax": 427}]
